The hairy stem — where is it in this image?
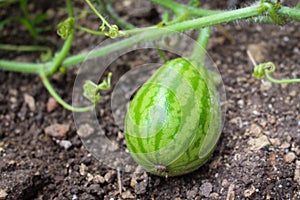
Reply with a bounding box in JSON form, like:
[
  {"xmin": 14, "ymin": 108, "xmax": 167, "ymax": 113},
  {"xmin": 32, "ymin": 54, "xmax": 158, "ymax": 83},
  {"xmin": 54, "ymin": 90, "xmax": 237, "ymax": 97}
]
[
  {"xmin": 191, "ymin": 27, "xmax": 211, "ymax": 65},
  {"xmin": 46, "ymin": 0, "xmax": 74, "ymax": 75},
  {"xmin": 0, "ymin": 44, "xmax": 50, "ymax": 52},
  {"xmin": 1, "ymin": 4, "xmax": 299, "ymax": 73}
]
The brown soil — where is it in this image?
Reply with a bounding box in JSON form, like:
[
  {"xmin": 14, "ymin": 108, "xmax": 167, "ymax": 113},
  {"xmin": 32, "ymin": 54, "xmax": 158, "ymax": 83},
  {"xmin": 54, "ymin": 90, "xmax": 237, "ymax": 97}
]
[{"xmin": 1, "ymin": 1, "xmax": 300, "ymax": 199}]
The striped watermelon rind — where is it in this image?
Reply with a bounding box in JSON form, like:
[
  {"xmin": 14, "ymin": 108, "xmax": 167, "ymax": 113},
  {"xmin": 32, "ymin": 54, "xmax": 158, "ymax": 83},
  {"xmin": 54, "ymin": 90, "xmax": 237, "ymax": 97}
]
[{"xmin": 125, "ymin": 58, "xmax": 222, "ymax": 177}]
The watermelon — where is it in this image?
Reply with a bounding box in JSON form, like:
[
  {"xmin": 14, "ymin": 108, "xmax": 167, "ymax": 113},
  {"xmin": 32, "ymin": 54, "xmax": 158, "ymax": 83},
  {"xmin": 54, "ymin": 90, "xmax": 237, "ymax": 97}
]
[{"xmin": 124, "ymin": 58, "xmax": 222, "ymax": 177}]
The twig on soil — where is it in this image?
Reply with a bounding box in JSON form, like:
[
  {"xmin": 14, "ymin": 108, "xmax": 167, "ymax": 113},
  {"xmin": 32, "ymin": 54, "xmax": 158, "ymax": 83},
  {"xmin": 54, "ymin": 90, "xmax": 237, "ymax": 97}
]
[{"xmin": 117, "ymin": 168, "xmax": 122, "ymax": 195}]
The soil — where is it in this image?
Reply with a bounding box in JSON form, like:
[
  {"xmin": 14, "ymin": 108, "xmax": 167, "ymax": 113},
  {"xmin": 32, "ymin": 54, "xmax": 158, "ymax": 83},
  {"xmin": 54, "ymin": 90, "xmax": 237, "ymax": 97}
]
[{"xmin": 1, "ymin": 0, "xmax": 300, "ymax": 200}]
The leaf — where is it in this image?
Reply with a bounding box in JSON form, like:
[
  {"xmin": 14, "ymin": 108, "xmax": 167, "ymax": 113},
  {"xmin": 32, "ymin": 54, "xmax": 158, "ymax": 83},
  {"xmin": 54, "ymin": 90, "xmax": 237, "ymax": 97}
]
[
  {"xmin": 83, "ymin": 80, "xmax": 102, "ymax": 105},
  {"xmin": 83, "ymin": 72, "xmax": 112, "ymax": 105},
  {"xmin": 33, "ymin": 13, "xmax": 49, "ymax": 25},
  {"xmin": 0, "ymin": 17, "xmax": 16, "ymax": 29}
]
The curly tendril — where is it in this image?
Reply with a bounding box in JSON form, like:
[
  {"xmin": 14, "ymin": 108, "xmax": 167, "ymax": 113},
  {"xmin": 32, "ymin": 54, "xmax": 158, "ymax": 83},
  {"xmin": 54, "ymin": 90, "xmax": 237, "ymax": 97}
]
[
  {"xmin": 105, "ymin": 24, "xmax": 125, "ymax": 38},
  {"xmin": 57, "ymin": 17, "xmax": 75, "ymax": 40},
  {"xmin": 85, "ymin": 0, "xmax": 125, "ymax": 38},
  {"xmin": 260, "ymin": 0, "xmax": 283, "ymax": 25},
  {"xmin": 253, "ymin": 62, "xmax": 300, "ymax": 84}
]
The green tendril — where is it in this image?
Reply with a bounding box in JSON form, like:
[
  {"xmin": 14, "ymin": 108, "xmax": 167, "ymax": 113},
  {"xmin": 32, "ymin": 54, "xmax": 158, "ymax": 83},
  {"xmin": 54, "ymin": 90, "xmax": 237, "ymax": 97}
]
[
  {"xmin": 83, "ymin": 72, "xmax": 112, "ymax": 106},
  {"xmin": 105, "ymin": 24, "xmax": 125, "ymax": 38},
  {"xmin": 253, "ymin": 62, "xmax": 300, "ymax": 84},
  {"xmin": 57, "ymin": 17, "xmax": 75, "ymax": 40},
  {"xmin": 85, "ymin": 0, "xmax": 124, "ymax": 38}
]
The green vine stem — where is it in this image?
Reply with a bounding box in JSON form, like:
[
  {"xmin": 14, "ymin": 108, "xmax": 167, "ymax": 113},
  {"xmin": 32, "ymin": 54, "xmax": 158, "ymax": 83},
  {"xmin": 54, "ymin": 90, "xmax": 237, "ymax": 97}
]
[
  {"xmin": 1, "ymin": 3, "xmax": 300, "ymax": 74},
  {"xmin": 191, "ymin": 26, "xmax": 211, "ymax": 65},
  {"xmin": 46, "ymin": 0, "xmax": 75, "ymax": 75},
  {"xmin": 42, "ymin": 0, "xmax": 95, "ymax": 112},
  {"xmin": 40, "ymin": 69, "xmax": 94, "ymax": 112},
  {"xmin": 75, "ymin": 25, "xmax": 106, "ymax": 35},
  {"xmin": 0, "ymin": 44, "xmax": 52, "ymax": 61},
  {"xmin": 253, "ymin": 62, "xmax": 300, "ymax": 84}
]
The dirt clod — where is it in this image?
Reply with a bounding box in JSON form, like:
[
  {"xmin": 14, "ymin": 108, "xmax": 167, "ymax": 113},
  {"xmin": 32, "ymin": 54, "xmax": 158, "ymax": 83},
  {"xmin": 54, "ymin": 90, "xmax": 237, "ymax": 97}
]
[
  {"xmin": 200, "ymin": 182, "xmax": 212, "ymax": 198},
  {"xmin": 121, "ymin": 190, "xmax": 135, "ymax": 199},
  {"xmin": 284, "ymin": 152, "xmax": 296, "ymax": 163},
  {"xmin": 44, "ymin": 123, "xmax": 70, "ymax": 138},
  {"xmin": 23, "ymin": 93, "xmax": 36, "ymax": 112},
  {"xmin": 104, "ymin": 171, "xmax": 116, "ymax": 183},
  {"xmin": 93, "ymin": 175, "xmax": 105, "ymax": 184},
  {"xmin": 187, "ymin": 185, "xmax": 199, "ymax": 199}
]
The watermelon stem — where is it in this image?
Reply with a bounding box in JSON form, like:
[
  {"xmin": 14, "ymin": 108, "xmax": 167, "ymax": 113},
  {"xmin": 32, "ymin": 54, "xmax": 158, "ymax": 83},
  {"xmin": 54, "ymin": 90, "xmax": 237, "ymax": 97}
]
[{"xmin": 190, "ymin": 26, "xmax": 211, "ymax": 66}]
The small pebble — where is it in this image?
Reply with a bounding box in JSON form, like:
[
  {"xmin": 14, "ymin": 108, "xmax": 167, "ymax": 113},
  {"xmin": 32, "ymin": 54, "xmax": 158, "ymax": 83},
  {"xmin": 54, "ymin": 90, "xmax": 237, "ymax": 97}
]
[
  {"xmin": 77, "ymin": 124, "xmax": 94, "ymax": 138},
  {"xmin": 226, "ymin": 184, "xmax": 235, "ymax": 200},
  {"xmin": 134, "ymin": 179, "xmax": 148, "ymax": 195},
  {"xmin": 210, "ymin": 192, "xmax": 219, "ymax": 199},
  {"xmin": 200, "ymin": 182, "xmax": 213, "ymax": 198},
  {"xmin": 187, "ymin": 186, "xmax": 198, "ymax": 199},
  {"xmin": 88, "ymin": 184, "xmax": 101, "ymax": 194},
  {"xmin": 222, "ymin": 179, "xmax": 229, "ymax": 187},
  {"xmin": 46, "ymin": 97, "xmax": 58, "ymax": 112},
  {"xmin": 284, "ymin": 152, "xmax": 296, "ymax": 163},
  {"xmin": 244, "ymin": 185, "xmax": 256, "ymax": 198},
  {"xmin": 94, "ymin": 175, "xmax": 105, "ymax": 184},
  {"xmin": 247, "ymin": 135, "xmax": 270, "ymax": 150},
  {"xmin": 59, "ymin": 140, "xmax": 72, "ymax": 150},
  {"xmin": 121, "ymin": 190, "xmax": 135, "ymax": 199},
  {"xmin": 24, "ymin": 93, "xmax": 36, "ymax": 112},
  {"xmin": 44, "ymin": 123, "xmax": 70, "ymax": 138},
  {"xmin": 79, "ymin": 163, "xmax": 88, "ymax": 176},
  {"xmin": 289, "ymin": 90, "xmax": 297, "ymax": 97},
  {"xmin": 104, "ymin": 171, "xmax": 116, "ymax": 183},
  {"xmin": 72, "ymin": 194, "xmax": 78, "ymax": 200},
  {"xmin": 245, "ymin": 123, "xmax": 262, "ymax": 137},
  {"xmin": 0, "ymin": 190, "xmax": 7, "ymax": 200},
  {"xmin": 294, "ymin": 160, "xmax": 300, "ymax": 185},
  {"xmin": 281, "ymin": 142, "xmax": 291, "ymax": 149},
  {"xmin": 86, "ymin": 173, "xmax": 94, "ymax": 182}
]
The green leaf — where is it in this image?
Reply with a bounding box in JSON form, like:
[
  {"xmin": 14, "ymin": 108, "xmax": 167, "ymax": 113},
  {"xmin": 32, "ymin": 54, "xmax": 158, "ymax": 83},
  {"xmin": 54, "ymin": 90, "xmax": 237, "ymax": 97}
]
[
  {"xmin": 40, "ymin": 48, "xmax": 52, "ymax": 62},
  {"xmin": 83, "ymin": 80, "xmax": 103, "ymax": 105},
  {"xmin": 83, "ymin": 72, "xmax": 112, "ymax": 105},
  {"xmin": 33, "ymin": 13, "xmax": 49, "ymax": 25},
  {"xmin": 0, "ymin": 17, "xmax": 16, "ymax": 29}
]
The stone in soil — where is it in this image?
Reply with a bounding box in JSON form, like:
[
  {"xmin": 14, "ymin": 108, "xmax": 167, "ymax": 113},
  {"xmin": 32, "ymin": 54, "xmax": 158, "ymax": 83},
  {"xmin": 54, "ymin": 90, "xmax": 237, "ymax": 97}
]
[{"xmin": 44, "ymin": 123, "xmax": 70, "ymax": 138}]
